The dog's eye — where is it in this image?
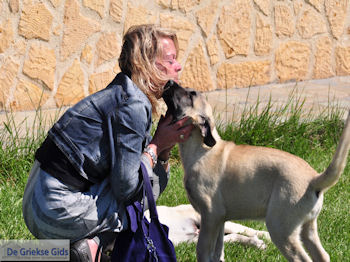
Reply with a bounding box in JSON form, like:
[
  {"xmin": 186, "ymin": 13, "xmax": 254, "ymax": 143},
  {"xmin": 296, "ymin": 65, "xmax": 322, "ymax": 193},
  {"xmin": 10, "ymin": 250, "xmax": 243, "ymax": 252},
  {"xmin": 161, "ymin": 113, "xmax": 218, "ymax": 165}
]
[
  {"xmin": 190, "ymin": 91, "xmax": 197, "ymax": 97},
  {"xmin": 199, "ymin": 115, "xmax": 207, "ymax": 125},
  {"xmin": 187, "ymin": 92, "xmax": 195, "ymax": 107}
]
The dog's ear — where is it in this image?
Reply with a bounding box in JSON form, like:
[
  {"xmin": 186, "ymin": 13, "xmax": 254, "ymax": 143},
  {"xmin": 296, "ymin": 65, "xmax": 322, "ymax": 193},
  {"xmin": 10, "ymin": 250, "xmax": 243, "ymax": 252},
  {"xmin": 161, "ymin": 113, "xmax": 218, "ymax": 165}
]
[{"xmin": 199, "ymin": 115, "xmax": 216, "ymax": 147}]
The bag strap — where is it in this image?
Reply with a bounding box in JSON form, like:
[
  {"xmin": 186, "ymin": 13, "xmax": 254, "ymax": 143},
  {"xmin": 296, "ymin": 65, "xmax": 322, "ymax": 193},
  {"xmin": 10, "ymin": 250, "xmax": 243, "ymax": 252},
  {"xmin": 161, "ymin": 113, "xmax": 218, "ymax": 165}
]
[{"xmin": 140, "ymin": 162, "xmax": 159, "ymax": 220}]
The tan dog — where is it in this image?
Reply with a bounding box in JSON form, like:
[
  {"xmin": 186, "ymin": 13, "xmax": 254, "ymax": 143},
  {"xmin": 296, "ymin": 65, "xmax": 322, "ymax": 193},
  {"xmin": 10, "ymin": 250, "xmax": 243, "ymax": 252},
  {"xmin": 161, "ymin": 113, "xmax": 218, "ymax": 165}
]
[
  {"xmin": 162, "ymin": 80, "xmax": 350, "ymax": 262},
  {"xmin": 145, "ymin": 204, "xmax": 270, "ymax": 248}
]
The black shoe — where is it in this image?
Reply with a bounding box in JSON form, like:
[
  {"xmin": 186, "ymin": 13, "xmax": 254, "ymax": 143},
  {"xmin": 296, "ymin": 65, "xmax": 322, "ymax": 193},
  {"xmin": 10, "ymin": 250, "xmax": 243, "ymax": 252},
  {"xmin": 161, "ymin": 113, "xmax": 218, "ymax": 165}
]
[
  {"xmin": 70, "ymin": 239, "xmax": 111, "ymax": 262},
  {"xmin": 70, "ymin": 239, "xmax": 93, "ymax": 262}
]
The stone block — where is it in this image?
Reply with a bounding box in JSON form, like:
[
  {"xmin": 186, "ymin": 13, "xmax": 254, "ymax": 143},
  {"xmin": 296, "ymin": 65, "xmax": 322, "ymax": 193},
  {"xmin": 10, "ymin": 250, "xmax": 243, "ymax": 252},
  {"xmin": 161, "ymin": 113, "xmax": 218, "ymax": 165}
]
[
  {"xmin": 170, "ymin": 0, "xmax": 200, "ymax": 13},
  {"xmin": 23, "ymin": 44, "xmax": 56, "ymax": 90},
  {"xmin": 81, "ymin": 44, "xmax": 93, "ymax": 64},
  {"xmin": 11, "ymin": 80, "xmax": 49, "ymax": 111},
  {"xmin": 55, "ymin": 59, "xmax": 85, "ymax": 106},
  {"xmin": 275, "ymin": 41, "xmax": 311, "ymax": 82},
  {"xmin": 14, "ymin": 38, "xmax": 26, "ymax": 55},
  {"xmin": 217, "ymin": 61, "xmax": 271, "ymax": 89},
  {"xmin": 254, "ymin": 14, "xmax": 272, "ymax": 56},
  {"xmin": 195, "ymin": 1, "xmax": 218, "ymax": 37},
  {"xmin": 61, "ymin": 0, "xmax": 100, "ymax": 60},
  {"xmin": 313, "ymin": 36, "xmax": 334, "ymax": 79},
  {"xmin": 18, "ymin": 3, "xmax": 53, "ymax": 41},
  {"xmin": 336, "ymin": 45, "xmax": 350, "ymax": 75},
  {"xmin": 274, "ymin": 4, "xmax": 294, "ymax": 37},
  {"xmin": 180, "ymin": 42, "xmax": 214, "ymax": 92},
  {"xmin": 89, "ymin": 70, "xmax": 115, "ymax": 94},
  {"xmin": 96, "ymin": 32, "xmax": 120, "ymax": 66},
  {"xmin": 83, "ymin": 0, "xmax": 105, "ymax": 18},
  {"xmin": 0, "ymin": 58, "xmax": 19, "ymax": 109},
  {"xmin": 206, "ymin": 35, "xmax": 219, "ymax": 65},
  {"xmin": 110, "ymin": 0, "xmax": 123, "ymax": 23},
  {"xmin": 9, "ymin": 0, "xmax": 19, "ymax": 13},
  {"xmin": 325, "ymin": 0, "xmax": 348, "ymax": 39},
  {"xmin": 124, "ymin": 3, "xmax": 157, "ymax": 33},
  {"xmin": 297, "ymin": 8, "xmax": 327, "ymax": 39},
  {"xmin": 293, "ymin": 0, "xmax": 303, "ymax": 15},
  {"xmin": 0, "ymin": 19, "xmax": 14, "ymax": 53},
  {"xmin": 217, "ymin": 0, "xmax": 251, "ymax": 58},
  {"xmin": 157, "ymin": 0, "xmax": 171, "ymax": 9}
]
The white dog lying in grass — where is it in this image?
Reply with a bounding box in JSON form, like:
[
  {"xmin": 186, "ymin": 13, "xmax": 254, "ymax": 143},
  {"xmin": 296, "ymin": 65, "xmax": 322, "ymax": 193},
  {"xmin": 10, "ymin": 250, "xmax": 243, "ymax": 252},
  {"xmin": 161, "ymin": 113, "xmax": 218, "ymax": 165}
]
[{"xmin": 146, "ymin": 204, "xmax": 270, "ymax": 249}]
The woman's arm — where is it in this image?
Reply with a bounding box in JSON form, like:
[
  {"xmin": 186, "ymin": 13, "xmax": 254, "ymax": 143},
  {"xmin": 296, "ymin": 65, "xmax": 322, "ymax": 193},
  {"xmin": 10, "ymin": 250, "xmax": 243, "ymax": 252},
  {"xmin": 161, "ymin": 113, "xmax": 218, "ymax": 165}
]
[{"xmin": 108, "ymin": 98, "xmax": 151, "ymax": 203}]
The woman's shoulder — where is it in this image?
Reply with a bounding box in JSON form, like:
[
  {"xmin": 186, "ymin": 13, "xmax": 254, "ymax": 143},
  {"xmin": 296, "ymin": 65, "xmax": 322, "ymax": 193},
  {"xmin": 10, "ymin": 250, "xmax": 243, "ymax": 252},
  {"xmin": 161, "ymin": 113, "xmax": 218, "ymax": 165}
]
[
  {"xmin": 88, "ymin": 73, "xmax": 151, "ymax": 116},
  {"xmin": 101, "ymin": 73, "xmax": 148, "ymax": 103},
  {"xmin": 113, "ymin": 73, "xmax": 149, "ymax": 100}
]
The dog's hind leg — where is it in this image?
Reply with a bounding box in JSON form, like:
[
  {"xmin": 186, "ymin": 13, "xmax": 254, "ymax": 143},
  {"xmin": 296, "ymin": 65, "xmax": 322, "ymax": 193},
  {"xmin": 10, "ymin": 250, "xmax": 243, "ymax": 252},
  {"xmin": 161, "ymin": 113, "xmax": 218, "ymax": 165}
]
[
  {"xmin": 266, "ymin": 209, "xmax": 312, "ymax": 262},
  {"xmin": 301, "ymin": 219, "xmax": 330, "ymax": 262},
  {"xmin": 267, "ymin": 223, "xmax": 312, "ymax": 262}
]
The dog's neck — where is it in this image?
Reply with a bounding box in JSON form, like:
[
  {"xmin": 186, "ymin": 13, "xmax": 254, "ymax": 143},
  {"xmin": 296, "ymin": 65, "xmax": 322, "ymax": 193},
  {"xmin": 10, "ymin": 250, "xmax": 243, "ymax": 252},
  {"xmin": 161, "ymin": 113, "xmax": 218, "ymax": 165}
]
[{"xmin": 178, "ymin": 126, "xmax": 221, "ymax": 170}]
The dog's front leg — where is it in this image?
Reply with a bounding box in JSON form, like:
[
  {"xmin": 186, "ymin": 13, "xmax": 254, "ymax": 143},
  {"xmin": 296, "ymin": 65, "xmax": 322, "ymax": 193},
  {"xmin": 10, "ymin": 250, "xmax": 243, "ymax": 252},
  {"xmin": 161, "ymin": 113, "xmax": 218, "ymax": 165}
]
[
  {"xmin": 212, "ymin": 223, "xmax": 225, "ymax": 262},
  {"xmin": 196, "ymin": 217, "xmax": 223, "ymax": 262}
]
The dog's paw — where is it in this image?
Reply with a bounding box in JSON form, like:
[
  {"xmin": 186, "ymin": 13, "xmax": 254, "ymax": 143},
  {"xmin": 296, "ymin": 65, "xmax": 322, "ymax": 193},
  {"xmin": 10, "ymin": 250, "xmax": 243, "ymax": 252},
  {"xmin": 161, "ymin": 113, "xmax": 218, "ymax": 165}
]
[
  {"xmin": 257, "ymin": 231, "xmax": 271, "ymax": 241},
  {"xmin": 253, "ymin": 236, "xmax": 267, "ymax": 250}
]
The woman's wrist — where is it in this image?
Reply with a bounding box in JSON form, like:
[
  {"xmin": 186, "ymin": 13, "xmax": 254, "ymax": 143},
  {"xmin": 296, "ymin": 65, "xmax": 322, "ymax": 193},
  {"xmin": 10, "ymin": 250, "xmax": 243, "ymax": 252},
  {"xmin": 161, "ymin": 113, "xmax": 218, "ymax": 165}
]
[
  {"xmin": 143, "ymin": 144, "xmax": 158, "ymax": 167},
  {"xmin": 158, "ymin": 150, "xmax": 170, "ymax": 172},
  {"xmin": 158, "ymin": 148, "xmax": 171, "ymax": 162},
  {"xmin": 144, "ymin": 143, "xmax": 171, "ymax": 168}
]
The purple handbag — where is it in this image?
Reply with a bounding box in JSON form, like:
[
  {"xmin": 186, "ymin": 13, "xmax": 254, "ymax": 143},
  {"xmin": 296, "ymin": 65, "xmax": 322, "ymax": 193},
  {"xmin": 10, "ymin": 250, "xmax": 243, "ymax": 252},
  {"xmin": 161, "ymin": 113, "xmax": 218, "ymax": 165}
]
[{"xmin": 111, "ymin": 162, "xmax": 177, "ymax": 262}]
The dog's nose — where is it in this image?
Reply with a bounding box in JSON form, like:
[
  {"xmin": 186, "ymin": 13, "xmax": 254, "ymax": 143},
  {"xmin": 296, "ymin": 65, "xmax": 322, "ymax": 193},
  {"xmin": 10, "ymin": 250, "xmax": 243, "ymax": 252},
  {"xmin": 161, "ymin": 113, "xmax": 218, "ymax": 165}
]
[
  {"xmin": 162, "ymin": 80, "xmax": 174, "ymax": 97},
  {"xmin": 164, "ymin": 80, "xmax": 175, "ymax": 90},
  {"xmin": 164, "ymin": 80, "xmax": 183, "ymax": 90},
  {"xmin": 162, "ymin": 80, "xmax": 184, "ymax": 99}
]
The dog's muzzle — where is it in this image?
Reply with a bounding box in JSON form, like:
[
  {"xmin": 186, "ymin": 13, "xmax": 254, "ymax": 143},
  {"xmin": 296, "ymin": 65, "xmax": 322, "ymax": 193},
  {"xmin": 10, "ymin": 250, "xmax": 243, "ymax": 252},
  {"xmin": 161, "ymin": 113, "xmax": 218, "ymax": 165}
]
[{"xmin": 162, "ymin": 80, "xmax": 196, "ymax": 122}]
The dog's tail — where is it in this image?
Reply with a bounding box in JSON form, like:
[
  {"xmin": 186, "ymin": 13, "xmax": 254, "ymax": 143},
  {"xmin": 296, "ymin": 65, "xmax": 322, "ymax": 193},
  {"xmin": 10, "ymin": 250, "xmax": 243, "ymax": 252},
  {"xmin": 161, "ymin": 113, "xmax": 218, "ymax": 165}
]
[{"xmin": 311, "ymin": 110, "xmax": 350, "ymax": 192}]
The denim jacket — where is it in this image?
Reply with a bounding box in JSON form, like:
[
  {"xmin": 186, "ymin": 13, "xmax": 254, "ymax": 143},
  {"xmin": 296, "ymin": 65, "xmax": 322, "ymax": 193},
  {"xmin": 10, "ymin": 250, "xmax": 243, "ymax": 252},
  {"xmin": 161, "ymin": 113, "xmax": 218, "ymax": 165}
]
[{"xmin": 47, "ymin": 73, "xmax": 167, "ymax": 203}]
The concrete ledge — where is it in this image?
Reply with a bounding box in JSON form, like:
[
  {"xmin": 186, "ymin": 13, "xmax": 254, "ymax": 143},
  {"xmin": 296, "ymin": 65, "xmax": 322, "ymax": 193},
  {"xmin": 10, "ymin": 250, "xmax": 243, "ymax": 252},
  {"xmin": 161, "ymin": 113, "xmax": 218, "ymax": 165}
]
[
  {"xmin": 0, "ymin": 108, "xmax": 66, "ymax": 138},
  {"xmin": 205, "ymin": 76, "xmax": 350, "ymax": 123}
]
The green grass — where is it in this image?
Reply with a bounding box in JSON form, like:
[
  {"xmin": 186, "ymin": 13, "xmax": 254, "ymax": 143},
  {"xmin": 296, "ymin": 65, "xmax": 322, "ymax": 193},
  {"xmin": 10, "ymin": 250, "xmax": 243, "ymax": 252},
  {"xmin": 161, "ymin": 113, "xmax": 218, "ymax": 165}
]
[
  {"xmin": 1, "ymin": 94, "xmax": 350, "ymax": 261},
  {"xmin": 0, "ymin": 109, "xmax": 55, "ymax": 239}
]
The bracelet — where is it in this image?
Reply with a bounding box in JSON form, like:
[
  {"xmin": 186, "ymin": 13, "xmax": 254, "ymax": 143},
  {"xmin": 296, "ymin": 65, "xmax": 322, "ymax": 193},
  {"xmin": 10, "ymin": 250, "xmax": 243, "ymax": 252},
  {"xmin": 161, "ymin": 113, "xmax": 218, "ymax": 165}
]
[{"xmin": 144, "ymin": 146, "xmax": 157, "ymax": 166}]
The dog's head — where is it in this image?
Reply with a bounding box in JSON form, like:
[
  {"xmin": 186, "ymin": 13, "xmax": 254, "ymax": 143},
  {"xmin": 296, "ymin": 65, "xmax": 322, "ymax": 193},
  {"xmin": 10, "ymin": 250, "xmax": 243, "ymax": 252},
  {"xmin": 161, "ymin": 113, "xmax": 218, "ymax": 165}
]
[{"xmin": 162, "ymin": 80, "xmax": 216, "ymax": 147}]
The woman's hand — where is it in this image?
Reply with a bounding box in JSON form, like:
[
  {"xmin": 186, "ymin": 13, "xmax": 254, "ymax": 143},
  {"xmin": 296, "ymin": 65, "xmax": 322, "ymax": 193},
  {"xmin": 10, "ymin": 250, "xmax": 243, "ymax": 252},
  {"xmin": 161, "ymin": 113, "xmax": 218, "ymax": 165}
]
[{"xmin": 148, "ymin": 113, "xmax": 194, "ymax": 159}]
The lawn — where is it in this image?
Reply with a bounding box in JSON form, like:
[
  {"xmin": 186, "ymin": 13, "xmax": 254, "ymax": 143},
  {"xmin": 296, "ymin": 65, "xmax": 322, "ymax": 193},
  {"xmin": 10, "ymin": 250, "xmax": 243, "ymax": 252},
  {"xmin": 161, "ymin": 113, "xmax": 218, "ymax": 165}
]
[{"xmin": 0, "ymin": 96, "xmax": 349, "ymax": 261}]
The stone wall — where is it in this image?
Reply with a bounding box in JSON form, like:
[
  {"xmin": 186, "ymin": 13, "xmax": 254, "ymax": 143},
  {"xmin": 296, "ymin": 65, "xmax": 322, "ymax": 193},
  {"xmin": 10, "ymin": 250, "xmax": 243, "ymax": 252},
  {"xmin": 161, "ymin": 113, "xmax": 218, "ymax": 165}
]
[{"xmin": 1, "ymin": 0, "xmax": 350, "ymax": 112}]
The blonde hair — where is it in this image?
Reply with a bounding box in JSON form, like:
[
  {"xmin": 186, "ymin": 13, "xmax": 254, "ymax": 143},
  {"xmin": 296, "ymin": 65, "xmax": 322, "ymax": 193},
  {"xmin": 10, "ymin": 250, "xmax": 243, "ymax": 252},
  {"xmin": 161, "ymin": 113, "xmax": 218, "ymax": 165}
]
[{"xmin": 119, "ymin": 24, "xmax": 179, "ymax": 114}]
